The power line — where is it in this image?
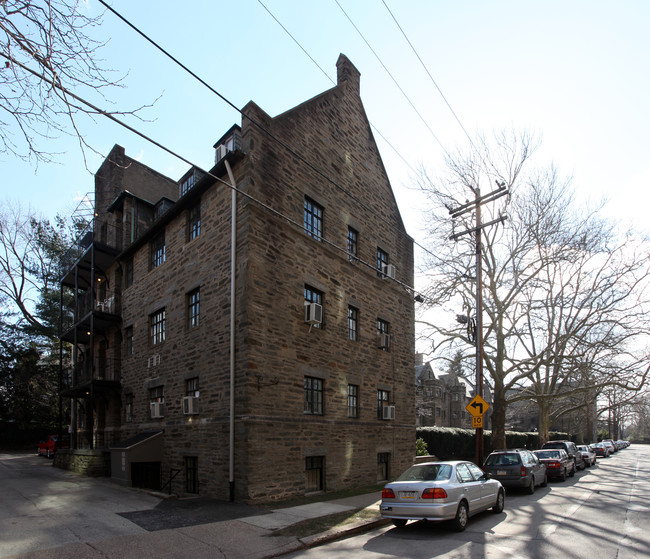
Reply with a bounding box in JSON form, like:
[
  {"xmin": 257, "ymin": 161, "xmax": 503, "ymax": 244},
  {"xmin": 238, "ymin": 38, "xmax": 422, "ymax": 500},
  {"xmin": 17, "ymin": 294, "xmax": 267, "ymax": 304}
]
[
  {"xmin": 256, "ymin": 0, "xmax": 419, "ymax": 177},
  {"xmin": 96, "ymin": 0, "xmax": 438, "ymax": 262},
  {"xmin": 333, "ymin": 0, "xmax": 451, "ymax": 160},
  {"xmin": 0, "ymin": 51, "xmax": 421, "ymax": 296},
  {"xmin": 381, "ymin": 0, "xmax": 477, "ymax": 154}
]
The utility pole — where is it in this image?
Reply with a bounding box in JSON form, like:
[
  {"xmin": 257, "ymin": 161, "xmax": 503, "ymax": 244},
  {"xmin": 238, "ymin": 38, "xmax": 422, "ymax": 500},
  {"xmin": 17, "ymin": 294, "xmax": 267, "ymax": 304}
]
[{"xmin": 449, "ymin": 181, "xmax": 508, "ymax": 466}]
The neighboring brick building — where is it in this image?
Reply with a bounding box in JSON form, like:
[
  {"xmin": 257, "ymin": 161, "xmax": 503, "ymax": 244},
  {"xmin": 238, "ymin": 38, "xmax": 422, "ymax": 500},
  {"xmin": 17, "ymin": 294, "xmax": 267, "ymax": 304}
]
[{"xmin": 59, "ymin": 55, "xmax": 415, "ymax": 502}]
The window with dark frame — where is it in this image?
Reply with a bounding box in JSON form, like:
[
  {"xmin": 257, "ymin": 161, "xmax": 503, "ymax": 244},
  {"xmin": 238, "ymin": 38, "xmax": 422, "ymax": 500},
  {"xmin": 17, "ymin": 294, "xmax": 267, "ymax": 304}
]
[
  {"xmin": 377, "ymin": 452, "xmax": 390, "ymax": 481},
  {"xmin": 188, "ymin": 204, "xmax": 201, "ymax": 240},
  {"xmin": 377, "ymin": 389, "xmax": 390, "ymax": 420},
  {"xmin": 304, "ymin": 285, "xmax": 323, "ymax": 328},
  {"xmin": 377, "ymin": 247, "xmax": 388, "ymax": 277},
  {"xmin": 348, "ymin": 306, "xmax": 358, "ymax": 341},
  {"xmin": 125, "ymin": 326, "xmax": 133, "ymax": 356},
  {"xmin": 304, "ymin": 196, "xmax": 323, "ymax": 240},
  {"xmin": 347, "ymin": 226, "xmax": 358, "ymax": 258},
  {"xmin": 151, "ymin": 232, "xmax": 166, "ymax": 269},
  {"xmin": 125, "ymin": 393, "xmax": 133, "ymax": 422},
  {"xmin": 187, "ymin": 288, "xmax": 200, "ymax": 329},
  {"xmin": 185, "ymin": 377, "xmax": 200, "ymax": 398},
  {"xmin": 185, "ymin": 456, "xmax": 198, "ymax": 494},
  {"xmin": 377, "ymin": 318, "xmax": 390, "ymax": 351},
  {"xmin": 125, "ymin": 258, "xmax": 133, "ymax": 287},
  {"xmin": 348, "ymin": 384, "xmax": 359, "ymax": 418},
  {"xmin": 149, "ymin": 385, "xmax": 164, "ymax": 404},
  {"xmin": 304, "ymin": 376, "xmax": 323, "ymax": 415},
  {"xmin": 305, "ymin": 456, "xmax": 324, "ymax": 492},
  {"xmin": 150, "ymin": 309, "xmax": 166, "ymax": 345}
]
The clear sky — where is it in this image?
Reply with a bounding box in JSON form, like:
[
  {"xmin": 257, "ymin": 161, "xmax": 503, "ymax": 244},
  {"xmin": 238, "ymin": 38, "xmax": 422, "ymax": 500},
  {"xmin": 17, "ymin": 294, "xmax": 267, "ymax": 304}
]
[{"xmin": 4, "ymin": 0, "xmax": 650, "ymax": 250}]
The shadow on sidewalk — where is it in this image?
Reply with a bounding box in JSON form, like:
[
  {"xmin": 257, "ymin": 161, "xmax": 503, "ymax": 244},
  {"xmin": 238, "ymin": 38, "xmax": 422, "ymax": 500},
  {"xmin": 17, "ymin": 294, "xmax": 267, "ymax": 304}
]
[{"xmin": 119, "ymin": 497, "xmax": 268, "ymax": 531}]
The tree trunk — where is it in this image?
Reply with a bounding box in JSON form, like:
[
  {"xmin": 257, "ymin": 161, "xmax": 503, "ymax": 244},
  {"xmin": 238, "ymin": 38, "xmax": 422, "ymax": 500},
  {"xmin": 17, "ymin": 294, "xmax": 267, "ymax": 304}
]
[
  {"xmin": 538, "ymin": 401, "xmax": 551, "ymax": 445},
  {"xmin": 491, "ymin": 388, "xmax": 507, "ymax": 450}
]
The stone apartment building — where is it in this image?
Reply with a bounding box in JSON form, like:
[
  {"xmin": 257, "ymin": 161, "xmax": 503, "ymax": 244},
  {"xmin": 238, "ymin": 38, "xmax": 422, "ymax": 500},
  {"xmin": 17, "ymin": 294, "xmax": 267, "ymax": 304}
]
[
  {"xmin": 58, "ymin": 55, "xmax": 415, "ymax": 502},
  {"xmin": 415, "ymin": 356, "xmax": 493, "ymax": 430},
  {"xmin": 415, "ymin": 359, "xmax": 471, "ymax": 428}
]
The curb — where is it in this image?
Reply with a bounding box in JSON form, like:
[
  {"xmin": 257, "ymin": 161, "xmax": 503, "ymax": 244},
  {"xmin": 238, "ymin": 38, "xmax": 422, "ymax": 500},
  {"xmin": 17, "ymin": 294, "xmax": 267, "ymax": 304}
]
[{"xmin": 298, "ymin": 517, "xmax": 391, "ymax": 549}]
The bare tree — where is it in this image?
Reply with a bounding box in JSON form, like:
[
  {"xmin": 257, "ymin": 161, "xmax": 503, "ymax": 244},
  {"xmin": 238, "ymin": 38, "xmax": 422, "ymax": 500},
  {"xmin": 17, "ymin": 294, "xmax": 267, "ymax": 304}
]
[
  {"xmin": 0, "ymin": 201, "xmax": 75, "ymax": 332},
  {"xmin": 0, "ymin": 1, "xmax": 148, "ymax": 164},
  {"xmin": 417, "ymin": 130, "xmax": 650, "ymax": 449}
]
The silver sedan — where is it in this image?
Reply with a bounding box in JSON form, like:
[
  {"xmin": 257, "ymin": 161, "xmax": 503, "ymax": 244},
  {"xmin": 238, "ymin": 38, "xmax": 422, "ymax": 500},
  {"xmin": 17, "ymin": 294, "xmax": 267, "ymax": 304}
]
[{"xmin": 379, "ymin": 460, "xmax": 505, "ymax": 531}]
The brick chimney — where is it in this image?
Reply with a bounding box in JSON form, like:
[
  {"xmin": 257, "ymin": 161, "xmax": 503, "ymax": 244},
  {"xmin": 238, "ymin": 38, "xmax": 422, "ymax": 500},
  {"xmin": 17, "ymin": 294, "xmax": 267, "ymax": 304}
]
[{"xmin": 336, "ymin": 53, "xmax": 360, "ymax": 95}]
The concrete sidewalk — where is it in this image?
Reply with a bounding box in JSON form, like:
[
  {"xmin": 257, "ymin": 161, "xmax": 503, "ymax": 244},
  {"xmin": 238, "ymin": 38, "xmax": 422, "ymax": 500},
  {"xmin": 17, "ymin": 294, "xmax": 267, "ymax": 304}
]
[{"xmin": 6, "ymin": 491, "xmax": 387, "ymax": 559}]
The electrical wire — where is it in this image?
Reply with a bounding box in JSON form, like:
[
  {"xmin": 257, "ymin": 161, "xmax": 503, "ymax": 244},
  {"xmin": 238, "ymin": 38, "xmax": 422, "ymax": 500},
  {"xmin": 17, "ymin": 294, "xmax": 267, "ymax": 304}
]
[
  {"xmin": 96, "ymin": 0, "xmax": 438, "ymax": 263},
  {"xmin": 255, "ymin": 0, "xmax": 419, "ymax": 177},
  {"xmin": 381, "ymin": 0, "xmax": 477, "ymax": 154},
  {"xmin": 0, "ymin": 51, "xmax": 421, "ymax": 296},
  {"xmin": 333, "ymin": 0, "xmax": 451, "ymax": 161}
]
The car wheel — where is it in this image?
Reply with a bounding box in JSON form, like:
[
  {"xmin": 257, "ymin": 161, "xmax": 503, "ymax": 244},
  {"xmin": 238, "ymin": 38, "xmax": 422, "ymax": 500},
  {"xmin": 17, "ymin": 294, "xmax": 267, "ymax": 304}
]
[
  {"xmin": 451, "ymin": 501, "xmax": 469, "ymax": 532},
  {"xmin": 391, "ymin": 519, "xmax": 407, "ymax": 528},
  {"xmin": 569, "ymin": 462, "xmax": 575, "ymax": 477},
  {"xmin": 526, "ymin": 477, "xmax": 535, "ymax": 495},
  {"xmin": 492, "ymin": 490, "xmax": 505, "ymax": 514},
  {"xmin": 560, "ymin": 468, "xmax": 567, "ymax": 481},
  {"xmin": 541, "ymin": 473, "xmax": 548, "ymax": 487}
]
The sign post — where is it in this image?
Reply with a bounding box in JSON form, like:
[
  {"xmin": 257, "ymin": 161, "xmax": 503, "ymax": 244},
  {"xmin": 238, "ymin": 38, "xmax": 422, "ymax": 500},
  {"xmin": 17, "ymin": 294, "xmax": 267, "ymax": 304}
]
[{"xmin": 466, "ymin": 395, "xmax": 490, "ymax": 460}]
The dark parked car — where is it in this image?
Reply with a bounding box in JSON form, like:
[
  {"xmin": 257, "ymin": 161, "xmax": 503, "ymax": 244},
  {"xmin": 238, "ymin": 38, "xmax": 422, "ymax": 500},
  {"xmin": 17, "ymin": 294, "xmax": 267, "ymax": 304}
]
[
  {"xmin": 601, "ymin": 440, "xmax": 616, "ymax": 454},
  {"xmin": 532, "ymin": 449, "xmax": 574, "ymax": 481},
  {"xmin": 592, "ymin": 442, "xmax": 610, "ymax": 457},
  {"xmin": 37, "ymin": 434, "xmax": 70, "ymax": 458},
  {"xmin": 483, "ymin": 449, "xmax": 547, "ymax": 494},
  {"xmin": 541, "ymin": 440, "xmax": 584, "ymax": 471},
  {"xmin": 380, "ymin": 460, "xmax": 505, "ymax": 531}
]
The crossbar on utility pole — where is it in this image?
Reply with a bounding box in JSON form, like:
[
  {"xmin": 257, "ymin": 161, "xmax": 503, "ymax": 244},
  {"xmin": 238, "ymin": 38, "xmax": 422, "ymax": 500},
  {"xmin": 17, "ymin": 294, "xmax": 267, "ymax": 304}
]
[{"xmin": 449, "ymin": 183, "xmax": 508, "ymax": 467}]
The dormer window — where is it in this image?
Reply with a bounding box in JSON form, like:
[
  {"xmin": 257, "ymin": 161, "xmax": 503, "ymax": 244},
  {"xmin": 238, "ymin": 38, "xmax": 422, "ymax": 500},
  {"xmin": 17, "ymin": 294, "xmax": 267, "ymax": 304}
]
[
  {"xmin": 213, "ymin": 125, "xmax": 242, "ymax": 163},
  {"xmin": 179, "ymin": 168, "xmax": 206, "ymax": 197}
]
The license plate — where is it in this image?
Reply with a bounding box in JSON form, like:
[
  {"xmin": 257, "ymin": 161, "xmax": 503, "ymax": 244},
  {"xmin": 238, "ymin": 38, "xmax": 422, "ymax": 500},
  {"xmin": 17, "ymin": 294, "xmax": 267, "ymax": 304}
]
[
  {"xmin": 400, "ymin": 491, "xmax": 417, "ymax": 499},
  {"xmin": 497, "ymin": 470, "xmax": 507, "ymax": 476}
]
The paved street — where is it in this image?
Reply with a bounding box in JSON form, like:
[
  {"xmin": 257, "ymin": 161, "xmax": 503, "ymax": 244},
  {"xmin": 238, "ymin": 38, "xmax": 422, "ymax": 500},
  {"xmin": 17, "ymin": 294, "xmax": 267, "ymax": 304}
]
[
  {"xmin": 281, "ymin": 444, "xmax": 650, "ymax": 559},
  {"xmin": 0, "ymin": 452, "xmax": 163, "ymax": 557}
]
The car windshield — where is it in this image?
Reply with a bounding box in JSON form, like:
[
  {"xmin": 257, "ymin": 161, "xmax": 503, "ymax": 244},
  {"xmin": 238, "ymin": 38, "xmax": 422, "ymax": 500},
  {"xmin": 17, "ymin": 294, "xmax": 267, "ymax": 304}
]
[
  {"xmin": 535, "ymin": 450, "xmax": 560, "ymax": 459},
  {"xmin": 395, "ymin": 464, "xmax": 452, "ymax": 482},
  {"xmin": 484, "ymin": 453, "xmax": 520, "ymax": 466}
]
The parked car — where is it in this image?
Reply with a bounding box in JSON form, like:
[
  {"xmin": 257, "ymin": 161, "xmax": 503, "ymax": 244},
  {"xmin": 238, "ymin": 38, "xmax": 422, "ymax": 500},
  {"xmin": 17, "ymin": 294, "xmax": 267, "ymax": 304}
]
[
  {"xmin": 541, "ymin": 440, "xmax": 584, "ymax": 472},
  {"xmin": 483, "ymin": 449, "xmax": 547, "ymax": 494},
  {"xmin": 577, "ymin": 444, "xmax": 596, "ymax": 467},
  {"xmin": 380, "ymin": 460, "xmax": 505, "ymax": 531},
  {"xmin": 592, "ymin": 442, "xmax": 610, "ymax": 458},
  {"xmin": 532, "ymin": 449, "xmax": 574, "ymax": 481},
  {"xmin": 600, "ymin": 439, "xmax": 616, "ymax": 454},
  {"xmin": 37, "ymin": 434, "xmax": 70, "ymax": 458}
]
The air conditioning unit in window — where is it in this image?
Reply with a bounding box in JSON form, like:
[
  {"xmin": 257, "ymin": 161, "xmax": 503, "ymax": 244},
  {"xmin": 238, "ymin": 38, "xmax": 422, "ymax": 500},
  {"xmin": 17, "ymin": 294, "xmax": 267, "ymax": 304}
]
[
  {"xmin": 150, "ymin": 402, "xmax": 164, "ymax": 419},
  {"xmin": 382, "ymin": 264, "xmax": 396, "ymax": 280},
  {"xmin": 304, "ymin": 302, "xmax": 323, "ymax": 325},
  {"xmin": 182, "ymin": 396, "xmax": 199, "ymax": 415},
  {"xmin": 215, "ymin": 144, "xmax": 229, "ymax": 163},
  {"xmin": 383, "ymin": 405, "xmax": 396, "ymax": 420},
  {"xmin": 378, "ymin": 333, "xmax": 391, "ymax": 350}
]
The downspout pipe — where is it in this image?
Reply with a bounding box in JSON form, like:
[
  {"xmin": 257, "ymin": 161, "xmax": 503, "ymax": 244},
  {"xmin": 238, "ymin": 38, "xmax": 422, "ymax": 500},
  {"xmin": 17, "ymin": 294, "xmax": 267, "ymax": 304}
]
[{"xmin": 225, "ymin": 160, "xmax": 237, "ymax": 502}]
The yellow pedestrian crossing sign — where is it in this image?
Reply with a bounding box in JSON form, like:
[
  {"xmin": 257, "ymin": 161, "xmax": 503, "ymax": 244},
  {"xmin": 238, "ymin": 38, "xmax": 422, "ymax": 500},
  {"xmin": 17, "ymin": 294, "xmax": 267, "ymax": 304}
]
[{"xmin": 466, "ymin": 395, "xmax": 489, "ymax": 417}]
